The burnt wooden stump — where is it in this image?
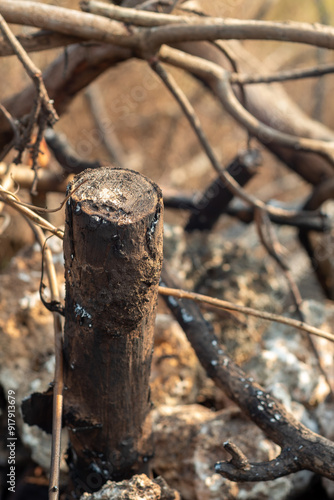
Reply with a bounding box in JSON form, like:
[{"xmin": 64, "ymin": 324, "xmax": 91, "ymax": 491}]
[{"xmin": 63, "ymin": 167, "xmax": 163, "ymax": 497}]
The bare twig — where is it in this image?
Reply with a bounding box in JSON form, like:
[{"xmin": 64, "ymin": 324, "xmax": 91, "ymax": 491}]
[
  {"xmin": 0, "ymin": 16, "xmax": 58, "ymax": 124},
  {"xmin": 0, "ymin": 182, "xmax": 64, "ymax": 499},
  {"xmin": 230, "ymin": 61, "xmax": 334, "ymax": 85},
  {"xmin": 0, "ymin": 13, "xmax": 58, "ymax": 179},
  {"xmin": 158, "ymin": 286, "xmax": 334, "ymax": 343},
  {"xmin": 254, "ymin": 207, "xmax": 303, "ymax": 312},
  {"xmin": 28, "ymin": 225, "xmax": 63, "ymax": 500},
  {"xmin": 254, "ymin": 207, "xmax": 334, "ymax": 399},
  {"xmin": 223, "ymin": 441, "xmax": 250, "ymax": 470},
  {"xmin": 0, "ymin": 1, "xmax": 136, "ymax": 47},
  {"xmin": 84, "ymin": 86, "xmax": 126, "ymax": 167},
  {"xmin": 159, "ymin": 46, "xmax": 334, "ymax": 166},
  {"xmin": 151, "ymin": 56, "xmax": 332, "ymax": 223},
  {"xmin": 0, "ymin": 43, "xmax": 132, "ymax": 156},
  {"xmin": 0, "ymin": 186, "xmax": 64, "ymax": 238}
]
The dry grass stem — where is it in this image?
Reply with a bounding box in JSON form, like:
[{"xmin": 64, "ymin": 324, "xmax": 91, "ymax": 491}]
[
  {"xmin": 31, "ymin": 226, "xmax": 63, "ymax": 500},
  {"xmin": 158, "ymin": 286, "xmax": 334, "ymax": 343},
  {"xmin": 0, "ymin": 186, "xmax": 64, "ymax": 238}
]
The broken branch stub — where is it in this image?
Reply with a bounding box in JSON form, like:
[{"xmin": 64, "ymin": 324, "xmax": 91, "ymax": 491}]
[{"xmin": 63, "ymin": 166, "xmax": 163, "ymax": 496}]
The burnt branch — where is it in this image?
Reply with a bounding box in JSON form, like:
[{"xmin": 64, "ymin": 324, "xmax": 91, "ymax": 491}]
[
  {"xmin": 217, "ymin": 446, "xmax": 301, "ymax": 482},
  {"xmin": 44, "ymin": 128, "xmax": 103, "ymax": 174},
  {"xmin": 185, "ymin": 149, "xmax": 261, "ymax": 232},
  {"xmin": 162, "ymin": 189, "xmax": 331, "ymax": 232},
  {"xmin": 160, "ymin": 264, "xmax": 334, "ymax": 482},
  {"xmin": 226, "ymin": 201, "xmax": 330, "ymax": 232}
]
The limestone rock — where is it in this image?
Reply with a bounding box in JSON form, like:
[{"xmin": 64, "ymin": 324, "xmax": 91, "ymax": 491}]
[{"xmin": 80, "ymin": 474, "xmax": 180, "ymax": 500}]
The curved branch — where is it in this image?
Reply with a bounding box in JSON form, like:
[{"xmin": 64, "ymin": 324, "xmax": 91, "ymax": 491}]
[
  {"xmin": 3, "ymin": 1, "xmax": 334, "ymax": 51},
  {"xmin": 159, "ymin": 45, "xmax": 334, "ymax": 165}
]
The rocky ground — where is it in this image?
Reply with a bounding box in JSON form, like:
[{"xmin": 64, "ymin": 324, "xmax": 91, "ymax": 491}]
[{"xmin": 0, "ymin": 212, "xmax": 333, "ymax": 499}]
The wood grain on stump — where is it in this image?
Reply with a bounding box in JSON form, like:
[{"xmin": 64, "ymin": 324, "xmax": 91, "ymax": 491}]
[{"xmin": 63, "ymin": 167, "xmax": 163, "ymax": 496}]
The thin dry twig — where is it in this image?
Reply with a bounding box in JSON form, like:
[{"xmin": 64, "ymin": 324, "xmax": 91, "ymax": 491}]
[
  {"xmin": 158, "ymin": 45, "xmax": 334, "ymax": 166},
  {"xmin": 0, "ymin": 13, "xmax": 58, "ymax": 186},
  {"xmin": 150, "ymin": 56, "xmax": 331, "ymax": 223},
  {"xmin": 0, "ymin": 181, "xmax": 64, "ymax": 499},
  {"xmin": 158, "ymin": 286, "xmax": 334, "ymax": 343},
  {"xmin": 84, "ymin": 86, "xmax": 126, "ymax": 167},
  {"xmin": 0, "ymin": 178, "xmax": 88, "ymax": 216},
  {"xmin": 28, "ymin": 225, "xmax": 63, "ymax": 500},
  {"xmin": 150, "ymin": 58, "xmax": 270, "ymax": 213},
  {"xmin": 254, "ymin": 207, "xmax": 334, "ymax": 399},
  {"xmin": 230, "ymin": 61, "xmax": 334, "ymax": 85},
  {"xmin": 254, "ymin": 207, "xmax": 303, "ymax": 311},
  {"xmin": 0, "ymin": 186, "xmax": 64, "ymax": 238}
]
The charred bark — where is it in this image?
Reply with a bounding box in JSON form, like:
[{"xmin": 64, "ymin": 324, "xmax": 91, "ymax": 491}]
[
  {"xmin": 63, "ymin": 166, "xmax": 163, "ymax": 497},
  {"xmin": 160, "ymin": 263, "xmax": 334, "ymax": 482},
  {"xmin": 185, "ymin": 149, "xmax": 260, "ymax": 232}
]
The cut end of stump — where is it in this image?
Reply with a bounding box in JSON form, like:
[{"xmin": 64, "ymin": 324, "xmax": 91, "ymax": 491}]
[{"xmin": 69, "ymin": 166, "xmax": 162, "ymax": 225}]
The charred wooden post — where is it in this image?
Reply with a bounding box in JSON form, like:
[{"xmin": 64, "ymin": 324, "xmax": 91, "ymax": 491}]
[{"xmin": 63, "ymin": 167, "xmax": 163, "ymax": 497}]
